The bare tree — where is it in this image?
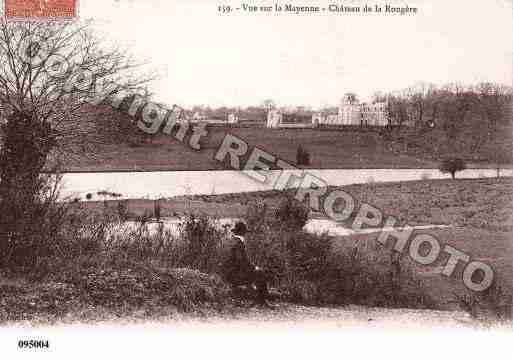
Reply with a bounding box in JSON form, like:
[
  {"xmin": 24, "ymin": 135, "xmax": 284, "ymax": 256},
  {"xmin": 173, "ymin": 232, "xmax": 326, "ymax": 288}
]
[
  {"xmin": 0, "ymin": 20, "xmax": 151, "ymax": 267},
  {"xmin": 381, "ymin": 82, "xmax": 511, "ymax": 166},
  {"xmin": 406, "ymin": 82, "xmax": 437, "ymax": 128},
  {"xmin": 385, "ymin": 92, "xmax": 409, "ymax": 129},
  {"xmin": 371, "ymin": 91, "xmax": 386, "ymax": 103},
  {"xmin": 473, "ymin": 83, "xmax": 512, "ymax": 177}
]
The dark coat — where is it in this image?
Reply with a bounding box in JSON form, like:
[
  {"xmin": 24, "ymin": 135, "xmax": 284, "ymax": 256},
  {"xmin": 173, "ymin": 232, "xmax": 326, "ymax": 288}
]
[{"xmin": 223, "ymin": 234, "xmax": 255, "ymax": 286}]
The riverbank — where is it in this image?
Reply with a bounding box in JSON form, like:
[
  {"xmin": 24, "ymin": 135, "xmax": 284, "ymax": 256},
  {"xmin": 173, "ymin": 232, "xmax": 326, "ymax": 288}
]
[{"xmin": 84, "ymin": 177, "xmax": 513, "ymax": 230}]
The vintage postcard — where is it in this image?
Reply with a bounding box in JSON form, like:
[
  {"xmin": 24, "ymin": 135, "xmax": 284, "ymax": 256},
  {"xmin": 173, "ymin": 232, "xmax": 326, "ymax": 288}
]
[{"xmin": 0, "ymin": 0, "xmax": 511, "ymax": 357}]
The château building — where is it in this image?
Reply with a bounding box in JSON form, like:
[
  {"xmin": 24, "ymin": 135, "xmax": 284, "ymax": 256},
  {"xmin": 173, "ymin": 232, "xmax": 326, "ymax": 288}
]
[
  {"xmin": 266, "ymin": 109, "xmax": 282, "ymax": 128},
  {"xmin": 315, "ymin": 93, "xmax": 389, "ymax": 127},
  {"xmin": 266, "ymin": 93, "xmax": 390, "ymax": 128}
]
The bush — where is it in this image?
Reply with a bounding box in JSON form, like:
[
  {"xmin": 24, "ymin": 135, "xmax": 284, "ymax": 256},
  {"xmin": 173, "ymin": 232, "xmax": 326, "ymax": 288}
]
[
  {"xmin": 91, "ymin": 213, "xmax": 226, "ymax": 275},
  {"xmin": 176, "ymin": 214, "xmax": 225, "ymax": 274},
  {"xmin": 13, "ymin": 208, "xmax": 232, "ymax": 316},
  {"xmin": 439, "ymin": 158, "xmax": 466, "ymax": 179},
  {"xmin": 274, "ymin": 197, "xmax": 310, "ymax": 231},
  {"xmin": 244, "ymin": 196, "xmax": 309, "ymax": 233},
  {"xmin": 296, "ymin": 145, "xmax": 311, "ymax": 166},
  {"xmin": 242, "ymin": 197, "xmax": 433, "ymax": 309},
  {"xmin": 420, "ymin": 172, "xmax": 431, "ymax": 180},
  {"xmin": 245, "ymin": 200, "xmax": 270, "ymax": 233},
  {"xmin": 243, "ymin": 201, "xmax": 435, "ymax": 310},
  {"xmin": 154, "ymin": 199, "xmax": 161, "ymax": 220},
  {"xmin": 117, "ymin": 200, "xmax": 129, "ymax": 220},
  {"xmin": 32, "ymin": 259, "xmax": 231, "ymax": 315},
  {"xmin": 0, "ymin": 174, "xmax": 83, "ymax": 270},
  {"xmin": 244, "ymin": 228, "xmax": 435, "ymax": 309}
]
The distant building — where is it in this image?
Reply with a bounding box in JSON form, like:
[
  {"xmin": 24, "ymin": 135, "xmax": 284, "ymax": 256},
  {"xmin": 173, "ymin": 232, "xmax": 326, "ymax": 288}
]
[
  {"xmin": 227, "ymin": 113, "xmax": 239, "ymax": 124},
  {"xmin": 312, "ymin": 113, "xmax": 323, "ymax": 127},
  {"xmin": 359, "ymin": 101, "xmax": 388, "ymax": 126},
  {"xmin": 268, "ymin": 93, "xmax": 392, "ymax": 129},
  {"xmin": 266, "ymin": 110, "xmax": 315, "ymax": 128},
  {"xmin": 187, "ymin": 111, "xmax": 240, "ymax": 125},
  {"xmin": 192, "ymin": 112, "xmax": 207, "ymax": 121},
  {"xmin": 315, "ymin": 93, "xmax": 390, "ymax": 126},
  {"xmin": 266, "ymin": 110, "xmax": 283, "ymax": 128},
  {"xmin": 338, "ymin": 94, "xmax": 362, "ymax": 125}
]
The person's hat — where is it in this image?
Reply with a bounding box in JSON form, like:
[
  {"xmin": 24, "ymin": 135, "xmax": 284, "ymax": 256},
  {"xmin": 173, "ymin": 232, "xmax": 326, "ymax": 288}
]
[{"xmin": 231, "ymin": 221, "xmax": 248, "ymax": 235}]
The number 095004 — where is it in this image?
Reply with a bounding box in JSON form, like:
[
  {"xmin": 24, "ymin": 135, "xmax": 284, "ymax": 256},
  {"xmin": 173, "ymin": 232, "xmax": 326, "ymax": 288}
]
[{"xmin": 18, "ymin": 340, "xmax": 50, "ymax": 349}]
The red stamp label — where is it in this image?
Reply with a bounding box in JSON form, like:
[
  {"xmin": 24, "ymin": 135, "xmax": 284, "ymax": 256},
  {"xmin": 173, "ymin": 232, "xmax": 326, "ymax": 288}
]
[{"xmin": 5, "ymin": 0, "xmax": 77, "ymax": 19}]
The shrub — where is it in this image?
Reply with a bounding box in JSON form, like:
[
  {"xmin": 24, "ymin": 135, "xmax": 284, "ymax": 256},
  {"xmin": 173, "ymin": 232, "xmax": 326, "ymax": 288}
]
[
  {"xmin": 245, "ymin": 200, "xmax": 270, "ymax": 233},
  {"xmin": 244, "ymin": 228, "xmax": 435, "ymax": 309},
  {"xmin": 117, "ymin": 200, "xmax": 129, "ymax": 220},
  {"xmin": 420, "ymin": 172, "xmax": 431, "ymax": 180},
  {"xmin": 0, "ymin": 174, "xmax": 79, "ymax": 270},
  {"xmin": 97, "ymin": 190, "xmax": 122, "ymax": 198},
  {"xmin": 439, "ymin": 158, "xmax": 466, "ymax": 179},
  {"xmin": 244, "ymin": 196, "xmax": 309, "ymax": 233},
  {"xmin": 176, "ymin": 214, "xmax": 225, "ymax": 274},
  {"xmin": 457, "ymin": 281, "xmax": 513, "ymax": 321},
  {"xmin": 274, "ymin": 196, "xmax": 310, "ymax": 232},
  {"xmin": 154, "ymin": 199, "xmax": 161, "ymax": 220},
  {"xmin": 296, "ymin": 145, "xmax": 311, "ymax": 166},
  {"xmin": 46, "ymin": 259, "xmax": 230, "ymax": 313}
]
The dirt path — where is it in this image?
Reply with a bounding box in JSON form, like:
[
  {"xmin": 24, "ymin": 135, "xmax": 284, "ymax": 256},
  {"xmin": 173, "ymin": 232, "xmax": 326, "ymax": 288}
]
[
  {"xmin": 2, "ymin": 304, "xmax": 510, "ymax": 359},
  {"xmin": 146, "ymin": 305, "xmax": 484, "ymax": 329},
  {"xmin": 17, "ymin": 304, "xmax": 484, "ymax": 330}
]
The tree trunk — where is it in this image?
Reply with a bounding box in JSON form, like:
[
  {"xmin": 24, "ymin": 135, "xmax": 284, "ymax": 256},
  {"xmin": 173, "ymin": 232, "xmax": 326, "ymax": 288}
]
[{"xmin": 0, "ymin": 113, "xmax": 55, "ymax": 267}]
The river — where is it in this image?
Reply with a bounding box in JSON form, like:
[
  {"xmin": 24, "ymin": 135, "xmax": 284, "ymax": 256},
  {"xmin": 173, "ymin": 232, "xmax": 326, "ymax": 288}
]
[{"xmin": 59, "ymin": 168, "xmax": 511, "ymax": 201}]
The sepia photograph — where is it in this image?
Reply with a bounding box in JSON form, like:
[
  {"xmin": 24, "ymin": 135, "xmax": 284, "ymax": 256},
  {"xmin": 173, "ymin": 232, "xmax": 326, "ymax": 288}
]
[{"xmin": 0, "ymin": 0, "xmax": 512, "ymax": 357}]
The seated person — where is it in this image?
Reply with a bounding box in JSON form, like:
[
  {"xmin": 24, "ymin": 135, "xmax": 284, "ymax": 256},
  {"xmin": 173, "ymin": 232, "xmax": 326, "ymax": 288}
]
[{"xmin": 223, "ymin": 221, "xmax": 271, "ymax": 306}]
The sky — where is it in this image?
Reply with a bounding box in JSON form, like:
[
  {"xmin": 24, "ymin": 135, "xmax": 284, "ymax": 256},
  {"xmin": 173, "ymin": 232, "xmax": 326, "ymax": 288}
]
[{"xmin": 78, "ymin": 0, "xmax": 513, "ymax": 108}]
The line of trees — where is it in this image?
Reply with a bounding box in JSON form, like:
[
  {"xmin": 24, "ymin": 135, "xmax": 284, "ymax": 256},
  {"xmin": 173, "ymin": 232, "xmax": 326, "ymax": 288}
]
[
  {"xmin": 375, "ymin": 82, "xmax": 513, "ymax": 168},
  {"xmin": 376, "ymin": 82, "xmax": 512, "ymax": 132}
]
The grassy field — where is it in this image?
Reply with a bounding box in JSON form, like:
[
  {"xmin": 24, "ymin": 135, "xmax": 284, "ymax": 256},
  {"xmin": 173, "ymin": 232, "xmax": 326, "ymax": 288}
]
[
  {"xmin": 60, "ymin": 125, "xmax": 512, "ymax": 171},
  {"xmin": 346, "ymin": 227, "xmax": 513, "ymax": 313},
  {"xmin": 63, "ymin": 127, "xmax": 441, "ymax": 171}
]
